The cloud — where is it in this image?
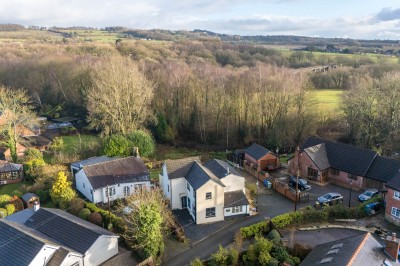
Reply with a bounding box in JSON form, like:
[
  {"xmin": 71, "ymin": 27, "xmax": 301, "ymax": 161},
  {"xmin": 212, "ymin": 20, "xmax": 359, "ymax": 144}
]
[{"xmin": 375, "ymin": 7, "xmax": 400, "ymax": 21}]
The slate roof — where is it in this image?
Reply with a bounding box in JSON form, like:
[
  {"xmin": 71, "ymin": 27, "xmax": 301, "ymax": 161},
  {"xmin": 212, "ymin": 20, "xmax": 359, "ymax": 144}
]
[
  {"xmin": 81, "ymin": 156, "xmax": 150, "ymax": 189},
  {"xmin": 165, "ymin": 156, "xmax": 200, "ymax": 179},
  {"xmin": 365, "ymin": 155, "xmax": 400, "ymax": 183},
  {"xmin": 304, "ymin": 143, "xmax": 330, "ymax": 171},
  {"xmin": 0, "ymin": 220, "xmax": 45, "ymax": 266},
  {"xmin": 185, "ymin": 161, "xmax": 225, "ymax": 190},
  {"xmin": 22, "ymin": 135, "xmax": 52, "ymax": 147},
  {"xmin": 71, "ymin": 155, "xmax": 116, "ymax": 169},
  {"xmin": 386, "ymin": 171, "xmax": 400, "ymax": 191},
  {"xmin": 245, "ymin": 143, "xmax": 270, "ymax": 161},
  {"xmin": 46, "ymin": 247, "xmax": 69, "ymax": 266},
  {"xmin": 21, "ymin": 193, "xmax": 38, "ymax": 202},
  {"xmin": 5, "ymin": 208, "xmax": 35, "ymax": 224},
  {"xmin": 24, "ymin": 208, "xmax": 118, "ymax": 254},
  {"xmin": 300, "ymin": 232, "xmax": 389, "ymax": 266},
  {"xmin": 0, "ymin": 160, "xmax": 22, "ymax": 173},
  {"xmin": 301, "ymin": 137, "xmax": 377, "ymax": 177},
  {"xmin": 224, "ymin": 190, "xmax": 249, "ymax": 207},
  {"xmin": 203, "ymin": 159, "xmax": 241, "ymax": 179}
]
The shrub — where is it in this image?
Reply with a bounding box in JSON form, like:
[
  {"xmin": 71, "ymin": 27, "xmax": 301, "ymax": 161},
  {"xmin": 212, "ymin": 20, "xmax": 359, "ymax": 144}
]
[
  {"xmin": 290, "ymin": 243, "xmax": 312, "ymax": 260},
  {"xmin": 69, "ymin": 198, "xmax": 85, "ymax": 216},
  {"xmin": 85, "ymin": 202, "xmax": 125, "ymax": 233},
  {"xmin": 246, "ymin": 182, "xmax": 257, "ymax": 197},
  {"xmin": 240, "ymin": 220, "xmax": 268, "ymax": 239},
  {"xmin": 78, "ymin": 208, "xmax": 91, "ymax": 220},
  {"xmin": 127, "ymin": 130, "xmax": 155, "ymax": 157},
  {"xmin": 190, "ymin": 258, "xmax": 204, "ymax": 266},
  {"xmin": 228, "ymin": 247, "xmax": 239, "ymax": 265},
  {"xmin": 50, "ymin": 137, "xmax": 64, "ymax": 152},
  {"xmin": 0, "ymin": 195, "xmax": 12, "ymax": 207},
  {"xmin": 24, "ymin": 148, "xmax": 44, "ymax": 162},
  {"xmin": 36, "ymin": 190, "xmax": 47, "ymax": 203},
  {"xmin": 11, "ymin": 190, "xmax": 23, "ymax": 198},
  {"xmin": 272, "ymin": 212, "xmax": 303, "ymax": 228},
  {"xmin": 0, "ymin": 208, "xmax": 7, "ymax": 217},
  {"xmin": 267, "ymin": 229, "xmax": 281, "ymax": 245},
  {"xmin": 234, "ymin": 230, "xmax": 243, "ymax": 251},
  {"xmin": 5, "ymin": 204, "xmax": 15, "ymax": 215},
  {"xmin": 210, "ymin": 245, "xmax": 229, "ymax": 266},
  {"xmin": 102, "ymin": 135, "xmax": 131, "ymax": 157},
  {"xmin": 88, "ymin": 212, "xmax": 103, "ymax": 226}
]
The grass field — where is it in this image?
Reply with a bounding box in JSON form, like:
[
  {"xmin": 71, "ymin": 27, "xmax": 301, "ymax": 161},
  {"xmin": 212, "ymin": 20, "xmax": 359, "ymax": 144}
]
[
  {"xmin": 0, "ymin": 181, "xmax": 29, "ymax": 195},
  {"xmin": 313, "ymin": 89, "xmax": 343, "ymax": 114},
  {"xmin": 58, "ymin": 29, "xmax": 122, "ymax": 43},
  {"xmin": 61, "ymin": 135, "xmax": 101, "ymax": 155}
]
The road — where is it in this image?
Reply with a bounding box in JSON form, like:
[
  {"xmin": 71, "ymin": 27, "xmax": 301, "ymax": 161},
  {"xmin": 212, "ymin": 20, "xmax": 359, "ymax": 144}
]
[{"xmin": 164, "ymin": 171, "xmax": 363, "ymax": 265}]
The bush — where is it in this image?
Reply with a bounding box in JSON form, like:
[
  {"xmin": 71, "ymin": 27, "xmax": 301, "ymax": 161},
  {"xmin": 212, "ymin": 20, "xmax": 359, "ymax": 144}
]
[
  {"xmin": 24, "ymin": 148, "xmax": 43, "ymax": 161},
  {"xmin": 85, "ymin": 202, "xmax": 125, "ymax": 233},
  {"xmin": 210, "ymin": 245, "xmax": 229, "ymax": 266},
  {"xmin": 240, "ymin": 221, "xmax": 268, "ymax": 239},
  {"xmin": 36, "ymin": 190, "xmax": 47, "ymax": 203},
  {"xmin": 127, "ymin": 130, "xmax": 155, "ymax": 157},
  {"xmin": 69, "ymin": 198, "xmax": 86, "ymax": 216},
  {"xmin": 246, "ymin": 182, "xmax": 257, "ymax": 197},
  {"xmin": 5, "ymin": 204, "xmax": 15, "ymax": 215},
  {"xmin": 228, "ymin": 247, "xmax": 239, "ymax": 265},
  {"xmin": 50, "ymin": 137, "xmax": 64, "ymax": 152},
  {"xmin": 78, "ymin": 208, "xmax": 91, "ymax": 220},
  {"xmin": 267, "ymin": 229, "xmax": 281, "ymax": 245},
  {"xmin": 88, "ymin": 212, "xmax": 103, "ymax": 226},
  {"xmin": 271, "ymin": 212, "xmax": 303, "ymax": 228},
  {"xmin": 102, "ymin": 135, "xmax": 131, "ymax": 157},
  {"xmin": 0, "ymin": 208, "xmax": 7, "ymax": 217},
  {"xmin": 11, "ymin": 190, "xmax": 22, "ymax": 198},
  {"xmin": 190, "ymin": 258, "xmax": 204, "ymax": 266},
  {"xmin": 0, "ymin": 195, "xmax": 12, "ymax": 207}
]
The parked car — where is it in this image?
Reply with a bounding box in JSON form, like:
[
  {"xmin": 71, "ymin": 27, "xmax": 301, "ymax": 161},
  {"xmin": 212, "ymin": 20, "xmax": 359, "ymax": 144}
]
[
  {"xmin": 317, "ymin": 192, "xmax": 343, "ymax": 205},
  {"xmin": 358, "ymin": 188, "xmax": 380, "ymax": 202},
  {"xmin": 289, "ymin": 176, "xmax": 311, "ymax": 191}
]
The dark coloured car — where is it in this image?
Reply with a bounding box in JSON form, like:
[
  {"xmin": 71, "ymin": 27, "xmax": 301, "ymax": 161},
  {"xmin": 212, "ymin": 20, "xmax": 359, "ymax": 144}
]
[
  {"xmin": 317, "ymin": 192, "xmax": 343, "ymax": 205},
  {"xmin": 289, "ymin": 176, "xmax": 311, "ymax": 191},
  {"xmin": 358, "ymin": 188, "xmax": 379, "ymax": 202}
]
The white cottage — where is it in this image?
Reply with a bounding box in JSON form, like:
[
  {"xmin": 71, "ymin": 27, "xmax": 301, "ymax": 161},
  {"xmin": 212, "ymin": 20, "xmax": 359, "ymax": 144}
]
[
  {"xmin": 4, "ymin": 207, "xmax": 119, "ymax": 266},
  {"xmin": 72, "ymin": 156, "xmax": 150, "ymax": 203},
  {"xmin": 159, "ymin": 157, "xmax": 249, "ymax": 224}
]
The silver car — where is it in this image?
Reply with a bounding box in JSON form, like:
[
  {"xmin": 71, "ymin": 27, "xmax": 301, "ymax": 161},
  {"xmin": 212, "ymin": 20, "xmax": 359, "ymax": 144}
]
[
  {"xmin": 317, "ymin": 192, "xmax": 343, "ymax": 205},
  {"xmin": 358, "ymin": 188, "xmax": 379, "ymax": 202}
]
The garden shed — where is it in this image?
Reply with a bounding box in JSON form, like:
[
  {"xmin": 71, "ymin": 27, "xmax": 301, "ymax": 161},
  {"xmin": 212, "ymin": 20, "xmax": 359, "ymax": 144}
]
[
  {"xmin": 21, "ymin": 193, "xmax": 39, "ymax": 209},
  {"xmin": 245, "ymin": 143, "xmax": 280, "ymax": 171}
]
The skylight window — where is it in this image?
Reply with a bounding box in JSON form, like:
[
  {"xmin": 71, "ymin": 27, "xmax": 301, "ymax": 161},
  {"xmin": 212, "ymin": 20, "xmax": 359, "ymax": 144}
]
[
  {"xmin": 321, "ymin": 257, "xmax": 333, "ymax": 264},
  {"xmin": 327, "ymin": 249, "xmax": 339, "ymax": 255},
  {"xmin": 331, "ymin": 243, "xmax": 343, "ymax": 249}
]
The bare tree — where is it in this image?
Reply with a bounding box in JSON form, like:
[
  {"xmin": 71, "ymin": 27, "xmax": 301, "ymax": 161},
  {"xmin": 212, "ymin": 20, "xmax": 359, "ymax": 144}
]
[{"xmin": 87, "ymin": 56, "xmax": 155, "ymax": 135}]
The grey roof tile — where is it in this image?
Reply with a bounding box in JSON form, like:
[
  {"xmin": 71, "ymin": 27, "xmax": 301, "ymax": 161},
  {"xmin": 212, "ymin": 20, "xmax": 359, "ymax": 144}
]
[
  {"xmin": 224, "ymin": 190, "xmax": 249, "ymax": 207},
  {"xmin": 165, "ymin": 156, "xmax": 200, "ymax": 179},
  {"xmin": 21, "ymin": 193, "xmax": 38, "ymax": 202},
  {"xmin": 24, "ymin": 208, "xmax": 118, "ymax": 254},
  {"xmin": 186, "ymin": 161, "xmax": 225, "ymax": 190},
  {"xmin": 365, "ymin": 156, "xmax": 400, "ymax": 183},
  {"xmin": 304, "ymin": 143, "xmax": 330, "ymax": 171},
  {"xmin": 6, "ymin": 208, "xmax": 35, "ymax": 224},
  {"xmin": 82, "ymin": 156, "xmax": 150, "ymax": 189},
  {"xmin": 245, "ymin": 143, "xmax": 270, "ymax": 161},
  {"xmin": 71, "ymin": 155, "xmax": 116, "ymax": 168},
  {"xmin": 0, "ymin": 160, "xmax": 22, "ymax": 173},
  {"xmin": 203, "ymin": 159, "xmax": 241, "ymax": 179}
]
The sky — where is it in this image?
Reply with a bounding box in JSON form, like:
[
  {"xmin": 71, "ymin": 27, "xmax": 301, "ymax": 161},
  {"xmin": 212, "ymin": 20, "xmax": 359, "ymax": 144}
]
[{"xmin": 1, "ymin": 0, "xmax": 400, "ymax": 40}]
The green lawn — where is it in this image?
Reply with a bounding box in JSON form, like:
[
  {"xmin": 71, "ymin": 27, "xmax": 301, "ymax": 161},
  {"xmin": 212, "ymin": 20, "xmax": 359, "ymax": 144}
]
[
  {"xmin": 149, "ymin": 168, "xmax": 161, "ymax": 181},
  {"xmin": 313, "ymin": 89, "xmax": 343, "ymax": 114},
  {"xmin": 60, "ymin": 135, "xmax": 101, "ymax": 155},
  {"xmin": 0, "ymin": 181, "xmax": 30, "ymax": 195}
]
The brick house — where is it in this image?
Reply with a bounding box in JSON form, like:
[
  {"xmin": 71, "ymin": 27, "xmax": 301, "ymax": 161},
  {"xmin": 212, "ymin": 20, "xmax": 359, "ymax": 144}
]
[
  {"xmin": 288, "ymin": 137, "xmax": 400, "ymax": 191},
  {"xmin": 244, "ymin": 143, "xmax": 280, "ymax": 171},
  {"xmin": 385, "ymin": 173, "xmax": 400, "ymax": 226}
]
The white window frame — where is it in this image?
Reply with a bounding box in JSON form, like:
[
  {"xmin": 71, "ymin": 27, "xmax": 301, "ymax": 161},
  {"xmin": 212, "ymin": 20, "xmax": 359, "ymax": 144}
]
[
  {"xmin": 206, "ymin": 207, "xmax": 216, "ymax": 218},
  {"xmin": 394, "ymin": 190, "xmax": 400, "ymax": 200},
  {"xmin": 105, "ymin": 186, "xmax": 116, "ymax": 197},
  {"xmin": 232, "ymin": 206, "xmax": 243, "ymax": 213},
  {"xmin": 123, "ymin": 186, "xmax": 130, "ymax": 196},
  {"xmin": 392, "ymin": 207, "xmax": 400, "ymax": 218}
]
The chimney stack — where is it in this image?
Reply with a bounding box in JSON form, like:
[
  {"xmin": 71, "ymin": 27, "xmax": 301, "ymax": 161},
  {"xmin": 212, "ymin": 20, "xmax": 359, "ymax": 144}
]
[
  {"xmin": 33, "ymin": 201, "xmax": 40, "ymax": 212},
  {"xmin": 385, "ymin": 232, "xmax": 400, "ymax": 261},
  {"xmin": 133, "ymin": 147, "xmax": 140, "ymax": 158}
]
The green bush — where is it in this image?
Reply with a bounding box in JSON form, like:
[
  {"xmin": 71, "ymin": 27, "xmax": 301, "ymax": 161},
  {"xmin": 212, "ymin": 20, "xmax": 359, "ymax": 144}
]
[
  {"xmin": 190, "ymin": 258, "xmax": 204, "ymax": 266},
  {"xmin": 78, "ymin": 208, "xmax": 91, "ymax": 220},
  {"xmin": 0, "ymin": 195, "xmax": 12, "ymax": 207},
  {"xmin": 0, "ymin": 208, "xmax": 7, "ymax": 218},
  {"xmin": 11, "ymin": 190, "xmax": 23, "ymax": 198},
  {"xmin": 69, "ymin": 198, "xmax": 86, "ymax": 216},
  {"xmin": 127, "ymin": 130, "xmax": 155, "ymax": 157},
  {"xmin": 85, "ymin": 202, "xmax": 125, "ymax": 233},
  {"xmin": 5, "ymin": 204, "xmax": 15, "ymax": 215},
  {"xmin": 271, "ymin": 212, "xmax": 303, "ymax": 228},
  {"xmin": 88, "ymin": 212, "xmax": 103, "ymax": 226},
  {"xmin": 210, "ymin": 245, "xmax": 229, "ymax": 266},
  {"xmin": 240, "ymin": 220, "xmax": 268, "ymax": 239},
  {"xmin": 246, "ymin": 183, "xmax": 257, "ymax": 197},
  {"xmin": 228, "ymin": 247, "xmax": 239, "ymax": 265},
  {"xmin": 102, "ymin": 134, "xmax": 131, "ymax": 157},
  {"xmin": 36, "ymin": 190, "xmax": 47, "ymax": 203},
  {"xmin": 267, "ymin": 229, "xmax": 281, "ymax": 245}
]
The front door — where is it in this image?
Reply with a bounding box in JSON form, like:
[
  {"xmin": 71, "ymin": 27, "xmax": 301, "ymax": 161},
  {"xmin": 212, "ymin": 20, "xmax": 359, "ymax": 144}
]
[{"xmin": 181, "ymin": 196, "xmax": 187, "ymax": 209}]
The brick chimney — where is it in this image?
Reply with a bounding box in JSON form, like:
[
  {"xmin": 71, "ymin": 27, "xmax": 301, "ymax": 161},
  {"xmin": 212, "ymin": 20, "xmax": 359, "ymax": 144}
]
[
  {"xmin": 385, "ymin": 232, "xmax": 400, "ymax": 261},
  {"xmin": 133, "ymin": 147, "xmax": 140, "ymax": 158}
]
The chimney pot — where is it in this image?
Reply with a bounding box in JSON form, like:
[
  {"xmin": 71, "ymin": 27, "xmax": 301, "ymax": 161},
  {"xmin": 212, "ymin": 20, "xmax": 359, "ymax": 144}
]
[{"xmin": 33, "ymin": 201, "xmax": 40, "ymax": 212}]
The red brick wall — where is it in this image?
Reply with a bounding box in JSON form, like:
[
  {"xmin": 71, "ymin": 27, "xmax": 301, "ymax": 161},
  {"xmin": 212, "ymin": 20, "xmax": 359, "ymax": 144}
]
[{"xmin": 385, "ymin": 188, "xmax": 400, "ymax": 226}]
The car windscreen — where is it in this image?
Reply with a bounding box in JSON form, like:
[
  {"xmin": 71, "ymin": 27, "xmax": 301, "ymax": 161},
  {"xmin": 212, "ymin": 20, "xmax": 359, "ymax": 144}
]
[{"xmin": 324, "ymin": 194, "xmax": 332, "ymax": 199}]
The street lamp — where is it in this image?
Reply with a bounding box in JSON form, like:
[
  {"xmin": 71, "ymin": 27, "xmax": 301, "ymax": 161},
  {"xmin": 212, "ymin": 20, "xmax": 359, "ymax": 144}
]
[
  {"xmin": 295, "ymin": 147, "xmax": 300, "ymax": 211},
  {"xmin": 256, "ymin": 180, "xmax": 259, "ymax": 212},
  {"xmin": 348, "ymin": 179, "xmax": 353, "ymax": 207}
]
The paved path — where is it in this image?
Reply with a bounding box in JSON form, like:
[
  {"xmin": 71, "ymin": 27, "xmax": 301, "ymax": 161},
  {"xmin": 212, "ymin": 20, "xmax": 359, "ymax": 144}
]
[{"xmin": 163, "ymin": 214, "xmax": 267, "ymax": 266}]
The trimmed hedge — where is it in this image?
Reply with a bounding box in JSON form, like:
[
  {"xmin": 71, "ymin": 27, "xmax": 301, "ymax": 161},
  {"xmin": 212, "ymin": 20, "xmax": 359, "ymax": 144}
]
[
  {"xmin": 88, "ymin": 212, "xmax": 103, "ymax": 226},
  {"xmin": 85, "ymin": 203, "xmax": 125, "ymax": 233},
  {"xmin": 240, "ymin": 221, "xmax": 268, "ymax": 239},
  {"xmin": 5, "ymin": 204, "xmax": 15, "ymax": 216},
  {"xmin": 78, "ymin": 208, "xmax": 91, "ymax": 220}
]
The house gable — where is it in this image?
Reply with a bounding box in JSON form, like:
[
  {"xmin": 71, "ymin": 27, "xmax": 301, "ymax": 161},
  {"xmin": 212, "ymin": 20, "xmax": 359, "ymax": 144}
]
[{"xmin": 245, "ymin": 143, "xmax": 270, "ymax": 161}]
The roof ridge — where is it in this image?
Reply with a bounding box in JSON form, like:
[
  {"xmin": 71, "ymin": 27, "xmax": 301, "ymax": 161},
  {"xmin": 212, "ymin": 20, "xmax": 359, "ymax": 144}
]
[
  {"xmin": 83, "ymin": 156, "xmax": 137, "ymax": 168},
  {"xmin": 346, "ymin": 232, "xmax": 370, "ymax": 266},
  {"xmin": 194, "ymin": 161, "xmax": 225, "ymax": 187}
]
